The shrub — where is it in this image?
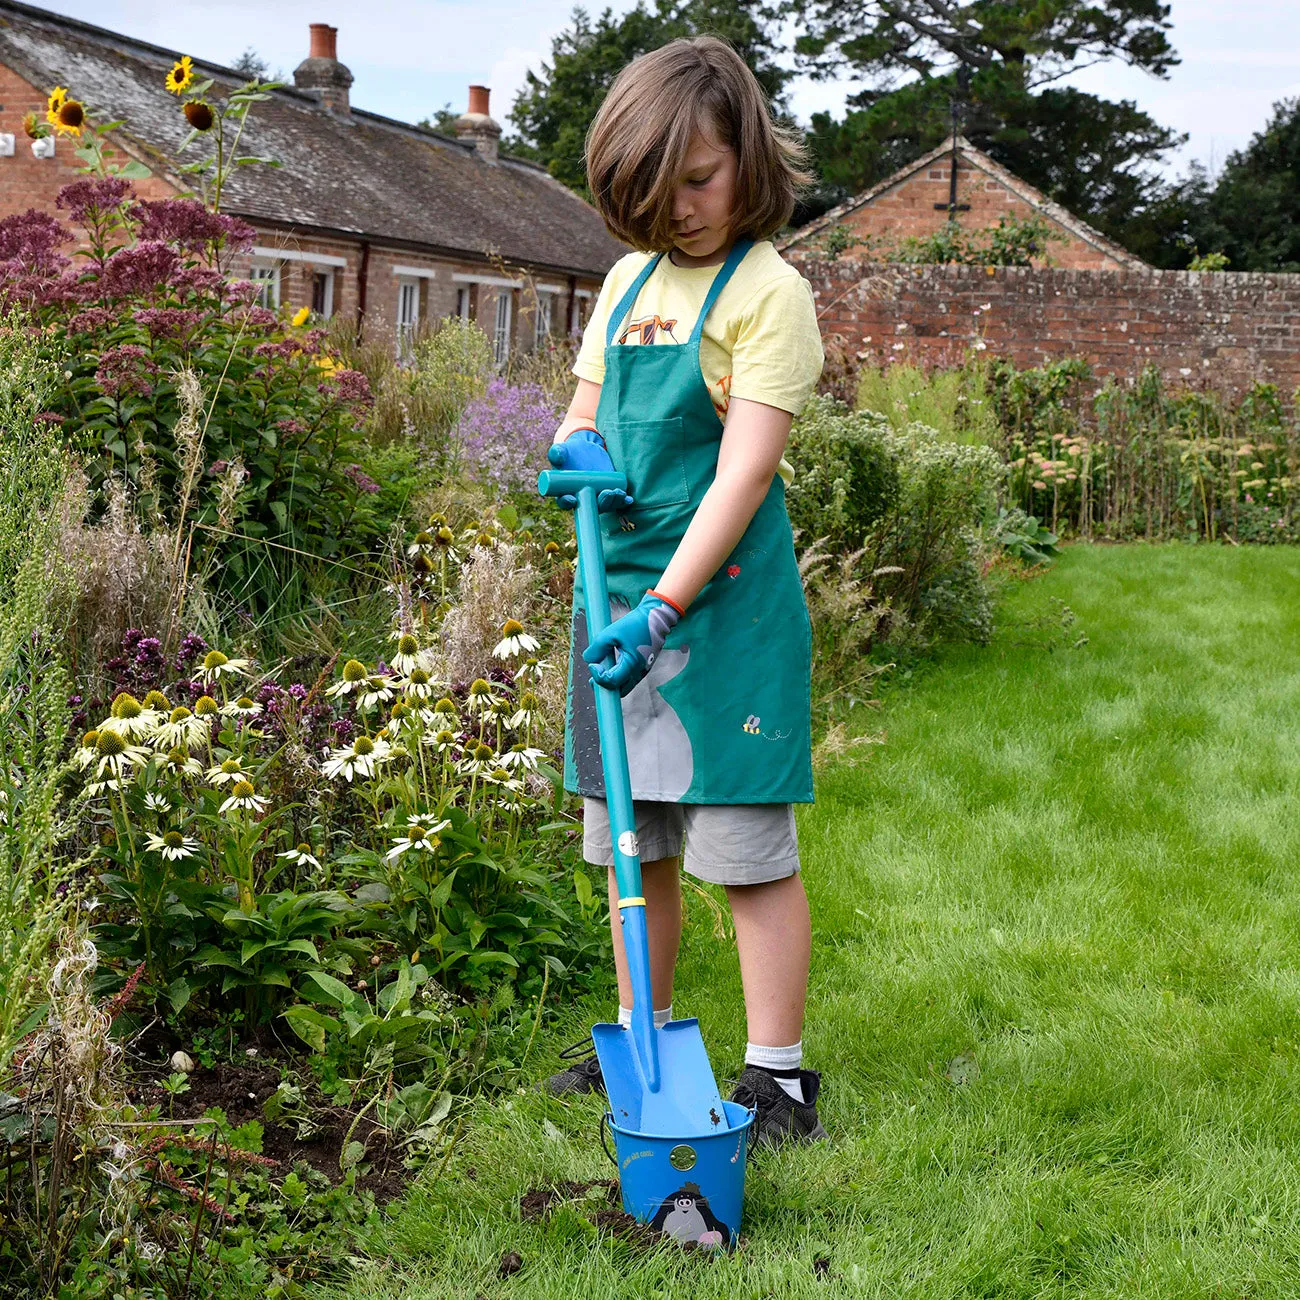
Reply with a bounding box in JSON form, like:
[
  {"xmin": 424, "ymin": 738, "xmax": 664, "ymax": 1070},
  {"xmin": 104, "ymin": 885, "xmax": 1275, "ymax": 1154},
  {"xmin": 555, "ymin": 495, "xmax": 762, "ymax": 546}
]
[{"xmin": 454, "ymin": 378, "xmax": 563, "ymax": 495}]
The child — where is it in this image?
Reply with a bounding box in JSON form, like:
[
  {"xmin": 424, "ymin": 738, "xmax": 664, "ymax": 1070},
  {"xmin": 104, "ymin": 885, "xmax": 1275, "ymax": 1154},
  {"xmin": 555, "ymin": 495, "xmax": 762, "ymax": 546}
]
[{"xmin": 544, "ymin": 35, "xmax": 826, "ymax": 1147}]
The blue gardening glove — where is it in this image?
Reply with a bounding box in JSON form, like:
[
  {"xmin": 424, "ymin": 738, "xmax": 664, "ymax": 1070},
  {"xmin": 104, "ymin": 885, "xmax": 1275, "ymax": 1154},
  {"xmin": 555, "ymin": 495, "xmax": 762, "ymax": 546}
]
[
  {"xmin": 547, "ymin": 427, "xmax": 635, "ymax": 513},
  {"xmin": 583, "ymin": 590, "xmax": 682, "ymax": 697}
]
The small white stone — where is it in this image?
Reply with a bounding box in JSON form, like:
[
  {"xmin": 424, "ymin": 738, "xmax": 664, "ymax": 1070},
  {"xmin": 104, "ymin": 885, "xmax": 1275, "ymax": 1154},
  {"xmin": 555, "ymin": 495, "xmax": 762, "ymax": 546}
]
[
  {"xmin": 170, "ymin": 1050, "xmax": 195, "ymax": 1074},
  {"xmin": 245, "ymin": 1047, "xmax": 259, "ymax": 1057}
]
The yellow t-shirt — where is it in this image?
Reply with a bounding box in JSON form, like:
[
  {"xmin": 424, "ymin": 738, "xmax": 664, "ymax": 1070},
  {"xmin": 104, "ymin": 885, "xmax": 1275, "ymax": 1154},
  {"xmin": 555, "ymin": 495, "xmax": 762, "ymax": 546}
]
[{"xmin": 573, "ymin": 240, "xmax": 824, "ymax": 486}]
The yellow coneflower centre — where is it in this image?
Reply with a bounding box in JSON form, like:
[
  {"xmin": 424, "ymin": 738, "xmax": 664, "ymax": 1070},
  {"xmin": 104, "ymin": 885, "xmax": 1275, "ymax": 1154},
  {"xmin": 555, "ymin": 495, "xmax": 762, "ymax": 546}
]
[
  {"xmin": 234, "ymin": 696, "xmax": 256, "ymax": 710},
  {"xmin": 391, "ymin": 701, "xmax": 411, "ymax": 719},
  {"xmin": 112, "ymin": 693, "xmax": 142, "ymax": 719},
  {"xmin": 469, "ymin": 679, "xmax": 491, "ymax": 697},
  {"xmin": 412, "ymin": 532, "xmax": 432, "ymax": 548},
  {"xmin": 183, "ymin": 100, "xmax": 214, "ymax": 131},
  {"xmin": 409, "ymin": 669, "xmax": 430, "ymax": 686},
  {"xmin": 169, "ymin": 707, "xmax": 192, "ymax": 723},
  {"xmin": 297, "ymin": 842, "xmax": 312, "ymax": 855},
  {"xmin": 476, "ymin": 531, "xmax": 493, "ymax": 547},
  {"xmin": 202, "ymin": 650, "xmax": 229, "ymax": 672},
  {"xmin": 544, "ymin": 541, "xmax": 560, "ymax": 555},
  {"xmin": 82, "ymin": 729, "xmax": 100, "ymax": 748},
  {"xmin": 519, "ymin": 692, "xmax": 538, "ymax": 710},
  {"xmin": 166, "ymin": 747, "xmax": 190, "ymax": 767},
  {"xmin": 220, "ymin": 758, "xmax": 242, "ymax": 775},
  {"xmin": 353, "ymin": 736, "xmax": 375, "ymax": 756},
  {"xmin": 489, "ymin": 767, "xmax": 511, "ymax": 782},
  {"xmin": 428, "ymin": 512, "xmax": 447, "ymax": 528},
  {"xmin": 433, "ymin": 729, "xmax": 454, "ymax": 746},
  {"xmin": 165, "ymin": 55, "xmax": 194, "ymax": 95},
  {"xmin": 230, "ymin": 779, "xmax": 255, "ymax": 799},
  {"xmin": 412, "ymin": 553, "xmax": 434, "ymax": 575},
  {"xmin": 397, "ymin": 634, "xmax": 419, "ymax": 656},
  {"xmin": 434, "ymin": 697, "xmax": 456, "ymax": 714},
  {"xmin": 163, "ymin": 830, "xmax": 185, "ymax": 849},
  {"xmin": 194, "ymin": 696, "xmax": 219, "ymax": 717},
  {"xmin": 97, "ymin": 731, "xmax": 127, "ymax": 757},
  {"xmin": 342, "ymin": 659, "xmax": 368, "ymax": 683},
  {"xmin": 474, "ymin": 742, "xmax": 495, "ymax": 762},
  {"xmin": 501, "ymin": 618, "xmax": 524, "ymax": 638},
  {"xmin": 435, "ymin": 527, "xmax": 454, "ymax": 546},
  {"xmin": 144, "ymin": 691, "xmax": 170, "ymax": 711},
  {"xmin": 408, "ymin": 825, "xmax": 427, "ymax": 843}
]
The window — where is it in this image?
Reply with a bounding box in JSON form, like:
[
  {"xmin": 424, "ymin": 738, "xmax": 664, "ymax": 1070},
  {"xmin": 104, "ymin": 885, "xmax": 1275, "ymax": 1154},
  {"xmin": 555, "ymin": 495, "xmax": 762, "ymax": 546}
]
[
  {"xmin": 456, "ymin": 286, "xmax": 471, "ymax": 321},
  {"xmin": 396, "ymin": 276, "xmax": 420, "ymax": 361},
  {"xmin": 493, "ymin": 288, "xmax": 513, "ymax": 367},
  {"xmin": 534, "ymin": 292, "xmax": 554, "ymax": 348},
  {"xmin": 249, "ymin": 262, "xmax": 280, "ymax": 309},
  {"xmin": 311, "ymin": 270, "xmax": 334, "ymax": 318}
]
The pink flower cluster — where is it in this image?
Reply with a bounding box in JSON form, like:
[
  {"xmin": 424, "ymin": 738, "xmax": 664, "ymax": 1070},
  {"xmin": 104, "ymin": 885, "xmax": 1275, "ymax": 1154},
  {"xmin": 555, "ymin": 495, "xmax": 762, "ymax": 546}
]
[
  {"xmin": 131, "ymin": 199, "xmax": 255, "ymax": 256},
  {"xmin": 95, "ymin": 344, "xmax": 158, "ymax": 398}
]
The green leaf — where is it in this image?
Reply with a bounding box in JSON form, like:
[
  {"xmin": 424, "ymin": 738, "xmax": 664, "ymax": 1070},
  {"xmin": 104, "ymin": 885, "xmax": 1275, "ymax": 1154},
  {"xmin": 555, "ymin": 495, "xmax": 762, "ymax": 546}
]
[
  {"xmin": 303, "ymin": 969, "xmax": 358, "ymax": 1008},
  {"xmin": 282, "ymin": 1004, "xmax": 338, "ymax": 1053},
  {"xmin": 168, "ymin": 976, "xmax": 193, "ymax": 1015}
]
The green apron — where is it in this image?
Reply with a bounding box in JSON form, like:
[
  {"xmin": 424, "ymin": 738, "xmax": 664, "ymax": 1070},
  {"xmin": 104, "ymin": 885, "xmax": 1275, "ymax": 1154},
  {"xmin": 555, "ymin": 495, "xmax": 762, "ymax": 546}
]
[{"xmin": 563, "ymin": 237, "xmax": 813, "ymax": 805}]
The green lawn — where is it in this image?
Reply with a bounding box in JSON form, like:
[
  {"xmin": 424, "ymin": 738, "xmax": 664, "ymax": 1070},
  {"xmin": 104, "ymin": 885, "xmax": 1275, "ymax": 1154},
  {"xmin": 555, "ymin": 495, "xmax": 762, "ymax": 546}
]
[{"xmin": 328, "ymin": 543, "xmax": 1300, "ymax": 1299}]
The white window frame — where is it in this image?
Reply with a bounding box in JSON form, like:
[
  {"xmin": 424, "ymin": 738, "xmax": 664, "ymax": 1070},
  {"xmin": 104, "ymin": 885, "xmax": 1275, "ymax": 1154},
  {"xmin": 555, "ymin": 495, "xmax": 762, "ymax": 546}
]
[
  {"xmin": 534, "ymin": 291, "xmax": 554, "ymax": 348},
  {"xmin": 456, "ymin": 286, "xmax": 471, "ymax": 321},
  {"xmin": 311, "ymin": 269, "xmax": 334, "ymax": 318},
  {"xmin": 249, "ymin": 260, "xmax": 281, "ymax": 310},
  {"xmin": 396, "ymin": 276, "xmax": 420, "ymax": 361},
  {"xmin": 493, "ymin": 287, "xmax": 513, "ymax": 367},
  {"xmin": 570, "ymin": 287, "xmax": 594, "ymax": 334}
]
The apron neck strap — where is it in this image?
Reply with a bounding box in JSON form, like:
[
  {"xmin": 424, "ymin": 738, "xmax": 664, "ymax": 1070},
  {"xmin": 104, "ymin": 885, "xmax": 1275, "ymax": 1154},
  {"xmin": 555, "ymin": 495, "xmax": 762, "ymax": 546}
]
[
  {"xmin": 607, "ymin": 252, "xmax": 667, "ymax": 349},
  {"xmin": 688, "ymin": 237, "xmax": 754, "ymax": 345}
]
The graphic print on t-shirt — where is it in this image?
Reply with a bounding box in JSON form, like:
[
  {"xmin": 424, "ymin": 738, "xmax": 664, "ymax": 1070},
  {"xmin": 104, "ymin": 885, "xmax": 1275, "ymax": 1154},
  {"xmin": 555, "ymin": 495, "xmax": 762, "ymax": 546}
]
[{"xmin": 617, "ymin": 314, "xmax": 680, "ymax": 345}]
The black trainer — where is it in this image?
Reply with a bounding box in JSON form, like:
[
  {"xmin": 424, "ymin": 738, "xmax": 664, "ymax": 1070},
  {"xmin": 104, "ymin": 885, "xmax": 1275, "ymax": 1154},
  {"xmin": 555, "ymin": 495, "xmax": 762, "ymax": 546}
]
[
  {"xmin": 542, "ymin": 1037, "xmax": 606, "ymax": 1097},
  {"xmin": 729, "ymin": 1066, "xmax": 828, "ymax": 1148}
]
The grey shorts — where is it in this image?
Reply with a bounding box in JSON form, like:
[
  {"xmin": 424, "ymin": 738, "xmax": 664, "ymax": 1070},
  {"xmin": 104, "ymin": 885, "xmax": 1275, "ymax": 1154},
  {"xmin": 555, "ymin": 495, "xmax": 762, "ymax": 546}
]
[{"xmin": 582, "ymin": 798, "xmax": 800, "ymax": 887}]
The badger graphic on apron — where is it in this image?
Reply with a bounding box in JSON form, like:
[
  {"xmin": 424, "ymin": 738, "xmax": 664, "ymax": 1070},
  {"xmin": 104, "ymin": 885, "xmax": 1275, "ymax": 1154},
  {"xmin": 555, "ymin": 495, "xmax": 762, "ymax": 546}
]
[{"xmin": 563, "ymin": 238, "xmax": 814, "ymax": 805}]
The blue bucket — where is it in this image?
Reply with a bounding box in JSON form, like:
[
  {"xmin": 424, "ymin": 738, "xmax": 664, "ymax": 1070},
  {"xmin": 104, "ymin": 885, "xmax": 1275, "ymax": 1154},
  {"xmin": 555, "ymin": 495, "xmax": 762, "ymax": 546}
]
[{"xmin": 602, "ymin": 1100, "xmax": 755, "ymax": 1250}]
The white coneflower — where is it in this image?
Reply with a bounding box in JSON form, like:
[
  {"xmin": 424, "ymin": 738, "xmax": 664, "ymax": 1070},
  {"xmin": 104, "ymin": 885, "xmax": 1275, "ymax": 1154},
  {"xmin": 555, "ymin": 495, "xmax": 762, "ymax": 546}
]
[
  {"xmin": 222, "ymin": 695, "xmax": 263, "ymax": 719},
  {"xmin": 390, "ymin": 632, "xmax": 422, "ymax": 676},
  {"xmin": 105, "ymin": 693, "xmax": 162, "ymax": 741},
  {"xmin": 84, "ymin": 778, "xmax": 125, "ymax": 797},
  {"xmin": 508, "ymin": 691, "xmax": 539, "ymax": 731},
  {"xmin": 142, "ymin": 690, "xmax": 170, "ymax": 713},
  {"xmin": 75, "ymin": 729, "xmax": 101, "ymax": 769},
  {"xmin": 321, "ymin": 734, "xmax": 391, "ymax": 782},
  {"xmin": 385, "ymin": 817, "xmax": 451, "ymax": 862},
  {"xmin": 499, "ymin": 744, "xmax": 545, "ymax": 773},
  {"xmin": 207, "ymin": 757, "xmax": 249, "ymax": 786},
  {"xmin": 145, "ymin": 830, "xmax": 200, "ymax": 861},
  {"xmin": 514, "ymin": 657, "xmax": 553, "ymax": 684},
  {"xmin": 406, "ymin": 530, "xmax": 434, "ymax": 558},
  {"xmin": 397, "ymin": 697, "xmax": 438, "ymax": 728},
  {"xmin": 161, "ymin": 747, "xmax": 204, "ymax": 777},
  {"xmin": 278, "ymin": 842, "xmax": 322, "ymax": 870},
  {"xmin": 423, "ymin": 728, "xmax": 459, "ymax": 755},
  {"xmin": 193, "ymin": 693, "xmax": 221, "ymax": 719},
  {"xmin": 154, "ymin": 706, "xmax": 207, "ymax": 751},
  {"xmin": 401, "ymin": 666, "xmax": 436, "ymax": 700},
  {"xmin": 492, "ymin": 618, "xmax": 540, "ymax": 661},
  {"xmin": 143, "ymin": 791, "xmax": 174, "ymax": 815},
  {"xmin": 325, "ymin": 659, "xmax": 370, "ymax": 699},
  {"xmin": 432, "ymin": 696, "xmax": 459, "ymax": 722},
  {"xmin": 465, "ymin": 678, "xmax": 497, "ymax": 714},
  {"xmin": 201, "ymin": 649, "xmax": 250, "ymax": 683},
  {"xmin": 218, "ymin": 779, "xmax": 268, "ymax": 815},
  {"xmin": 358, "ymin": 674, "xmax": 396, "ymax": 710},
  {"xmin": 480, "ymin": 766, "xmax": 523, "ymax": 794},
  {"xmin": 457, "ymin": 740, "xmax": 497, "ymax": 776},
  {"xmin": 91, "ymin": 728, "xmax": 151, "ymax": 781}
]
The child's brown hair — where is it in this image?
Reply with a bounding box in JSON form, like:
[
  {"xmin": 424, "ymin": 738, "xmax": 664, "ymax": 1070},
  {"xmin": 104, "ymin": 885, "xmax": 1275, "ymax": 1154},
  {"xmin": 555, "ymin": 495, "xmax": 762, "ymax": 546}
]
[{"xmin": 584, "ymin": 35, "xmax": 814, "ymax": 252}]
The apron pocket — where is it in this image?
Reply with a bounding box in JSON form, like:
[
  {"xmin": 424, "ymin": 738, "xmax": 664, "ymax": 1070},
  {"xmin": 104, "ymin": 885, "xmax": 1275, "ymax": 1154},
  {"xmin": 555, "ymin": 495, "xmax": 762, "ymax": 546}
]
[{"xmin": 606, "ymin": 417, "xmax": 689, "ymax": 511}]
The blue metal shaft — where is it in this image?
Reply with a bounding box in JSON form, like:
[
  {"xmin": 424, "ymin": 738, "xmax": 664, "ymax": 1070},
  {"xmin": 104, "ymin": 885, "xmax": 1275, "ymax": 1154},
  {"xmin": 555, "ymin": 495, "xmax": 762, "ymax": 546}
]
[{"xmin": 538, "ymin": 467, "xmax": 660, "ymax": 1092}]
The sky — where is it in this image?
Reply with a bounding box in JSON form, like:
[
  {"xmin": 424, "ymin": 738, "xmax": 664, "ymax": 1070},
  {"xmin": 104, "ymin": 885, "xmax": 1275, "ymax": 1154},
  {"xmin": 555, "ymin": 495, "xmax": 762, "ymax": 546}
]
[{"xmin": 28, "ymin": 0, "xmax": 1300, "ymax": 181}]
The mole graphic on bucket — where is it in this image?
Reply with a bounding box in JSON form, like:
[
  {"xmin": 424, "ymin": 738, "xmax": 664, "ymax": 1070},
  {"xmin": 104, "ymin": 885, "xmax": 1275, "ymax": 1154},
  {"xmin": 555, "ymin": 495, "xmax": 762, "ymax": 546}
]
[{"xmin": 650, "ymin": 1182, "xmax": 731, "ymax": 1248}]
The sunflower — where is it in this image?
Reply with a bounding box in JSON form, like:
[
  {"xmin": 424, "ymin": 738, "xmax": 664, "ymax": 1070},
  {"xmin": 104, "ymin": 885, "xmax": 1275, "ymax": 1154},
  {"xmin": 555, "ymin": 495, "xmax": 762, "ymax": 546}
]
[
  {"xmin": 183, "ymin": 100, "xmax": 214, "ymax": 131},
  {"xmin": 291, "ymin": 305, "xmax": 311, "ymax": 327},
  {"xmin": 45, "ymin": 86, "xmax": 67, "ymax": 128},
  {"xmin": 165, "ymin": 55, "xmax": 195, "ymax": 96}
]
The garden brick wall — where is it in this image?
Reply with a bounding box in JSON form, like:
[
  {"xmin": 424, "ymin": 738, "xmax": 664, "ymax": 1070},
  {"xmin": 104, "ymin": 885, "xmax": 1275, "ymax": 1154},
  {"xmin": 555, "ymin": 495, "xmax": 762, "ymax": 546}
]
[{"xmin": 800, "ymin": 258, "xmax": 1300, "ymax": 394}]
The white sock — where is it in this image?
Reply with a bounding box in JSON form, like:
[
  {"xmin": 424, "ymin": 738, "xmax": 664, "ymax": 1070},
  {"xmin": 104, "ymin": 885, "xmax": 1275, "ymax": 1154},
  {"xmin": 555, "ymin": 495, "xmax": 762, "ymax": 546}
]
[
  {"xmin": 745, "ymin": 1040, "xmax": 805, "ymax": 1102},
  {"xmin": 617, "ymin": 1005, "xmax": 673, "ymax": 1030}
]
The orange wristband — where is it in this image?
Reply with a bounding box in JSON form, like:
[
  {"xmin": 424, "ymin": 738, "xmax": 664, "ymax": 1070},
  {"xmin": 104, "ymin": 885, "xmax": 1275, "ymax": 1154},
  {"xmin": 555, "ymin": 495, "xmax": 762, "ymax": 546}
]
[{"xmin": 647, "ymin": 588, "xmax": 685, "ymax": 617}]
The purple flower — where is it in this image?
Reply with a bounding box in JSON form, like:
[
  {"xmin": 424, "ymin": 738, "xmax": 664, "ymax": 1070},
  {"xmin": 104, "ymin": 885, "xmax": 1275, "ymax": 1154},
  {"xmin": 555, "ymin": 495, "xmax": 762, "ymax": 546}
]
[
  {"xmin": 319, "ymin": 368, "xmax": 373, "ymax": 408},
  {"xmin": 130, "ymin": 199, "xmax": 255, "ymax": 255},
  {"xmin": 95, "ymin": 344, "xmax": 158, "ymax": 398},
  {"xmin": 98, "ymin": 241, "xmax": 181, "ymax": 299},
  {"xmin": 56, "ymin": 178, "xmax": 134, "ymax": 225},
  {"xmin": 34, "ymin": 411, "xmax": 65, "ymax": 425},
  {"xmin": 344, "ymin": 464, "xmax": 379, "ymax": 494},
  {"xmin": 254, "ymin": 340, "xmax": 302, "ymax": 362},
  {"xmin": 174, "ymin": 632, "xmax": 208, "ymax": 675},
  {"xmin": 134, "ymin": 306, "xmax": 202, "ymax": 339},
  {"xmin": 0, "ymin": 209, "xmax": 70, "ymax": 272},
  {"xmin": 456, "ymin": 378, "xmax": 562, "ymax": 494},
  {"xmin": 67, "ymin": 307, "xmax": 118, "ymax": 334}
]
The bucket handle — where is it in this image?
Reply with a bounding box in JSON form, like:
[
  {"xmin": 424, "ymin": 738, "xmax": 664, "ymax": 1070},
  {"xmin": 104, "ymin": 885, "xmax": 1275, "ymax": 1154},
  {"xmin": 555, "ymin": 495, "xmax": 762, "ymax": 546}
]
[{"xmin": 599, "ymin": 1111, "xmax": 617, "ymax": 1167}]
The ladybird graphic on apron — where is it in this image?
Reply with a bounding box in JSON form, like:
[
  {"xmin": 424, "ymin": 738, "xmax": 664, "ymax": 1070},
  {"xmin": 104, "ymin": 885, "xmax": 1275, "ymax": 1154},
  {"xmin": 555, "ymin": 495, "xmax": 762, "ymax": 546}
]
[{"xmin": 563, "ymin": 238, "xmax": 813, "ymax": 805}]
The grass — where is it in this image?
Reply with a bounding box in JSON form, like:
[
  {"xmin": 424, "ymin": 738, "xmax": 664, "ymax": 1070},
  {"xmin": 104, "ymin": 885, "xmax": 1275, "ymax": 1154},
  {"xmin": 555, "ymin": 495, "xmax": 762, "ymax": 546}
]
[{"xmin": 323, "ymin": 542, "xmax": 1300, "ymax": 1299}]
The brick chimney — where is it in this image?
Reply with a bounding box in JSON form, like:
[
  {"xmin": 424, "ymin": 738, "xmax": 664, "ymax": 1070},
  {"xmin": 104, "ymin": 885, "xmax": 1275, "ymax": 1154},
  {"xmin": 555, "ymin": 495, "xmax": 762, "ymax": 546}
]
[
  {"xmin": 454, "ymin": 85, "xmax": 501, "ymax": 163},
  {"xmin": 294, "ymin": 23, "xmax": 353, "ymax": 115}
]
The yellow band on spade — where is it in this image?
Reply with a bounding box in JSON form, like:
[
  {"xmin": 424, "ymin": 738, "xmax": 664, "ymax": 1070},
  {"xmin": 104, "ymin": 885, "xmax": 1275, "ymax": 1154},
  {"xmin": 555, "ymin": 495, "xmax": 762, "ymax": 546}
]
[{"xmin": 617, "ymin": 897, "xmax": 646, "ymax": 909}]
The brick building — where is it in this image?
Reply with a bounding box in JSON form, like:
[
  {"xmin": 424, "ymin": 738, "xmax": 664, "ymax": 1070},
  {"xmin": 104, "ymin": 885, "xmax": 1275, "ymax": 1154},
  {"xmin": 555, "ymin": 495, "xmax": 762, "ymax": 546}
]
[
  {"xmin": 781, "ymin": 135, "xmax": 1147, "ymax": 273},
  {"xmin": 0, "ymin": 1, "xmax": 626, "ymax": 361}
]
